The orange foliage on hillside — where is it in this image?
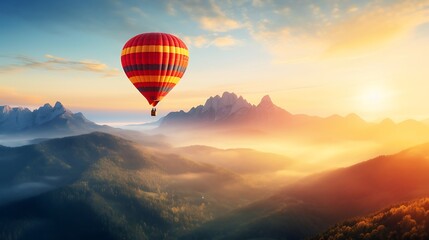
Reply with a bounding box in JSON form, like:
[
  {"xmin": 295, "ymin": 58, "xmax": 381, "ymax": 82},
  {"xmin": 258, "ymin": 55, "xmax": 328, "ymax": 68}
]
[{"xmin": 315, "ymin": 198, "xmax": 429, "ymax": 240}]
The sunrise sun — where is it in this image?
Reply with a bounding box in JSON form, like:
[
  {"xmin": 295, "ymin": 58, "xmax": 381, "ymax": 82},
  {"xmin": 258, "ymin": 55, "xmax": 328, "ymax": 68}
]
[{"xmin": 357, "ymin": 85, "xmax": 391, "ymax": 113}]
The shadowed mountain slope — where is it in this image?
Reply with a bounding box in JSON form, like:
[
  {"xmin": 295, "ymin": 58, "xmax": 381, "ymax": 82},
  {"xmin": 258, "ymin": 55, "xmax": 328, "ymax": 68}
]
[
  {"xmin": 182, "ymin": 142, "xmax": 429, "ymax": 240},
  {"xmin": 0, "ymin": 132, "xmax": 265, "ymax": 240}
]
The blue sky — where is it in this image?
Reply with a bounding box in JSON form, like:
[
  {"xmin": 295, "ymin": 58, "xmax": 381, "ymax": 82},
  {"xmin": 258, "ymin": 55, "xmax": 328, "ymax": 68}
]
[{"xmin": 1, "ymin": 0, "xmax": 429, "ymax": 123}]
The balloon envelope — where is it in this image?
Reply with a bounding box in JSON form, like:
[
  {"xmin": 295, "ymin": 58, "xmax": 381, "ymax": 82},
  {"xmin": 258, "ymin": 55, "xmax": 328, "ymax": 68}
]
[{"xmin": 121, "ymin": 32, "xmax": 189, "ymax": 106}]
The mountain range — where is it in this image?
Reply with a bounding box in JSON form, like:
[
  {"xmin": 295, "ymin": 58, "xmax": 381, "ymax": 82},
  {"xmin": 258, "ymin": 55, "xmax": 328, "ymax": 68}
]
[
  {"xmin": 0, "ymin": 102, "xmax": 104, "ymax": 135},
  {"xmin": 160, "ymin": 92, "xmax": 290, "ymax": 128},
  {"xmin": 4, "ymin": 94, "xmax": 428, "ymax": 146},
  {"xmin": 0, "ymin": 102, "xmax": 168, "ymax": 148},
  {"xmin": 1, "ymin": 131, "xmax": 429, "ymax": 239},
  {"xmin": 0, "ymin": 132, "xmax": 268, "ymax": 239},
  {"xmin": 157, "ymin": 92, "xmax": 429, "ymax": 145},
  {"xmin": 2, "ymin": 95, "xmax": 429, "ymax": 239},
  {"xmin": 182, "ymin": 141, "xmax": 429, "ymax": 239}
]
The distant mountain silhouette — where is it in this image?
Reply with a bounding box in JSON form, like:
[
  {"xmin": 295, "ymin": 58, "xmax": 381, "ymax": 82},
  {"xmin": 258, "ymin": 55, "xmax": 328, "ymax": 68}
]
[
  {"xmin": 0, "ymin": 102, "xmax": 167, "ymax": 148},
  {"xmin": 157, "ymin": 92, "xmax": 429, "ymax": 144},
  {"xmin": 183, "ymin": 142, "xmax": 429, "ymax": 240},
  {"xmin": 160, "ymin": 92, "xmax": 291, "ymax": 127},
  {"xmin": 0, "ymin": 102, "xmax": 104, "ymax": 135},
  {"xmin": 314, "ymin": 198, "xmax": 429, "ymax": 240}
]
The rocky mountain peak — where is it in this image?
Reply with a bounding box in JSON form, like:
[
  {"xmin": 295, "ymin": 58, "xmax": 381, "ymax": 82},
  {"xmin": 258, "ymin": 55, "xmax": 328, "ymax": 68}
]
[
  {"xmin": 40, "ymin": 103, "xmax": 52, "ymax": 110},
  {"xmin": 204, "ymin": 92, "xmax": 240, "ymax": 108},
  {"xmin": 161, "ymin": 92, "xmax": 287, "ymax": 126},
  {"xmin": 34, "ymin": 102, "xmax": 69, "ymax": 125},
  {"xmin": 201, "ymin": 92, "xmax": 253, "ymax": 117},
  {"xmin": 257, "ymin": 95, "xmax": 274, "ymax": 108},
  {"xmin": 54, "ymin": 101, "xmax": 65, "ymax": 109},
  {"xmin": 0, "ymin": 102, "xmax": 97, "ymax": 133},
  {"xmin": 1, "ymin": 105, "xmax": 12, "ymax": 114}
]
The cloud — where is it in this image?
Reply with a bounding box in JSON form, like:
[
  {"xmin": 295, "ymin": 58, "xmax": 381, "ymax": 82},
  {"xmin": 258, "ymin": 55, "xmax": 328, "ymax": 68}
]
[
  {"xmin": 0, "ymin": 0, "xmax": 153, "ymax": 36},
  {"xmin": 183, "ymin": 34, "xmax": 240, "ymax": 48},
  {"xmin": 212, "ymin": 36, "xmax": 240, "ymax": 47},
  {"xmin": 183, "ymin": 35, "xmax": 209, "ymax": 48},
  {"xmin": 169, "ymin": 0, "xmax": 243, "ymax": 32},
  {"xmin": 129, "ymin": 6, "xmax": 147, "ymax": 18},
  {"xmin": 197, "ymin": 0, "xmax": 242, "ymax": 32},
  {"xmin": 347, "ymin": 6, "xmax": 359, "ymax": 13},
  {"xmin": 250, "ymin": 28, "xmax": 325, "ymax": 63},
  {"xmin": 309, "ymin": 4, "xmax": 321, "ymax": 16},
  {"xmin": 322, "ymin": 1, "xmax": 429, "ymax": 57},
  {"xmin": 166, "ymin": 2, "xmax": 177, "ymax": 16},
  {"xmin": 252, "ymin": 0, "xmax": 272, "ymax": 8},
  {"xmin": 249, "ymin": 0, "xmax": 429, "ymax": 62},
  {"xmin": 0, "ymin": 54, "xmax": 119, "ymax": 77},
  {"xmin": 274, "ymin": 7, "xmax": 290, "ymax": 15},
  {"xmin": 199, "ymin": 16, "xmax": 241, "ymax": 32}
]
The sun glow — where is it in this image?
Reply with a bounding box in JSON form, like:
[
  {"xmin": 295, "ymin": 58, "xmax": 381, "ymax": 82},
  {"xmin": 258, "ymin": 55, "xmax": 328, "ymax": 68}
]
[{"xmin": 357, "ymin": 85, "xmax": 391, "ymax": 114}]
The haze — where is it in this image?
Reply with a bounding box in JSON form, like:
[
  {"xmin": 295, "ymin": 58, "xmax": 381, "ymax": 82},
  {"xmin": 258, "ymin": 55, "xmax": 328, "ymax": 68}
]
[{"xmin": 1, "ymin": 1, "xmax": 429, "ymax": 239}]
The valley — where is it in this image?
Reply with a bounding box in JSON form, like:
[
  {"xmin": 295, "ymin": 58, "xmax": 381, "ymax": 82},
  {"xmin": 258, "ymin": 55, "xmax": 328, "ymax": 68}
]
[{"xmin": 2, "ymin": 97, "xmax": 429, "ymax": 240}]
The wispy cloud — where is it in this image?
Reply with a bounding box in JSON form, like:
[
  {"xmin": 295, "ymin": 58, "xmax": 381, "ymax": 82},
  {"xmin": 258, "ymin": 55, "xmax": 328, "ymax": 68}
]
[
  {"xmin": 170, "ymin": 0, "xmax": 243, "ymax": 33},
  {"xmin": 274, "ymin": 6, "xmax": 290, "ymax": 15},
  {"xmin": 322, "ymin": 1, "xmax": 429, "ymax": 57},
  {"xmin": 183, "ymin": 35, "xmax": 209, "ymax": 48},
  {"xmin": 166, "ymin": 2, "xmax": 177, "ymax": 16},
  {"xmin": 212, "ymin": 35, "xmax": 241, "ymax": 48},
  {"xmin": 0, "ymin": 54, "xmax": 119, "ymax": 77},
  {"xmin": 184, "ymin": 34, "xmax": 240, "ymax": 48},
  {"xmin": 252, "ymin": 0, "xmax": 272, "ymax": 8},
  {"xmin": 249, "ymin": 0, "xmax": 429, "ymax": 62},
  {"xmin": 347, "ymin": 6, "xmax": 359, "ymax": 13},
  {"xmin": 250, "ymin": 28, "xmax": 325, "ymax": 63},
  {"xmin": 199, "ymin": 16, "xmax": 241, "ymax": 32}
]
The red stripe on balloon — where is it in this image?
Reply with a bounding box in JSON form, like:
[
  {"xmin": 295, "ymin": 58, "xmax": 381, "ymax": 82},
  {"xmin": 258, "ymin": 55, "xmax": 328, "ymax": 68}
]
[
  {"xmin": 134, "ymin": 82, "xmax": 176, "ymax": 88},
  {"xmin": 140, "ymin": 91, "xmax": 170, "ymax": 106},
  {"xmin": 121, "ymin": 52, "xmax": 188, "ymax": 65},
  {"xmin": 125, "ymin": 70, "xmax": 185, "ymax": 78},
  {"xmin": 124, "ymin": 33, "xmax": 188, "ymax": 49}
]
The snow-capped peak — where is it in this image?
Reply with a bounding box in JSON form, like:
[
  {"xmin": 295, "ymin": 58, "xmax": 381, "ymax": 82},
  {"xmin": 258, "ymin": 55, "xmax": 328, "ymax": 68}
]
[
  {"xmin": 0, "ymin": 105, "xmax": 12, "ymax": 114},
  {"xmin": 35, "ymin": 102, "xmax": 71, "ymax": 125},
  {"xmin": 0, "ymin": 101, "xmax": 87, "ymax": 132},
  {"xmin": 201, "ymin": 92, "xmax": 252, "ymax": 119}
]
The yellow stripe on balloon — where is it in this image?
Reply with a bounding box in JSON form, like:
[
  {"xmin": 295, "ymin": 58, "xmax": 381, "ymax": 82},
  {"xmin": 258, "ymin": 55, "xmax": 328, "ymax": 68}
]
[
  {"xmin": 129, "ymin": 76, "xmax": 182, "ymax": 84},
  {"xmin": 162, "ymin": 76, "xmax": 181, "ymax": 86},
  {"xmin": 121, "ymin": 45, "xmax": 189, "ymax": 56}
]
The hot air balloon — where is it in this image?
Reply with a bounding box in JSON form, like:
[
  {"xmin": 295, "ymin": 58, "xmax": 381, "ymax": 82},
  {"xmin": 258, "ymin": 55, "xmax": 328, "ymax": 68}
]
[{"xmin": 121, "ymin": 32, "xmax": 189, "ymax": 116}]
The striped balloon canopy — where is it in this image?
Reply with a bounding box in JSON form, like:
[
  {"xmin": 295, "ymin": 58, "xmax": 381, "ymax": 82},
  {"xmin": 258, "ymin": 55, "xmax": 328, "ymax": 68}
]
[{"xmin": 121, "ymin": 32, "xmax": 189, "ymax": 108}]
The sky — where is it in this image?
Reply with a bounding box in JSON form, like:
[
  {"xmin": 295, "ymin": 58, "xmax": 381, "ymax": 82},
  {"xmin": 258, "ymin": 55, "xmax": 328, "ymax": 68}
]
[{"xmin": 0, "ymin": 0, "xmax": 429, "ymax": 123}]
